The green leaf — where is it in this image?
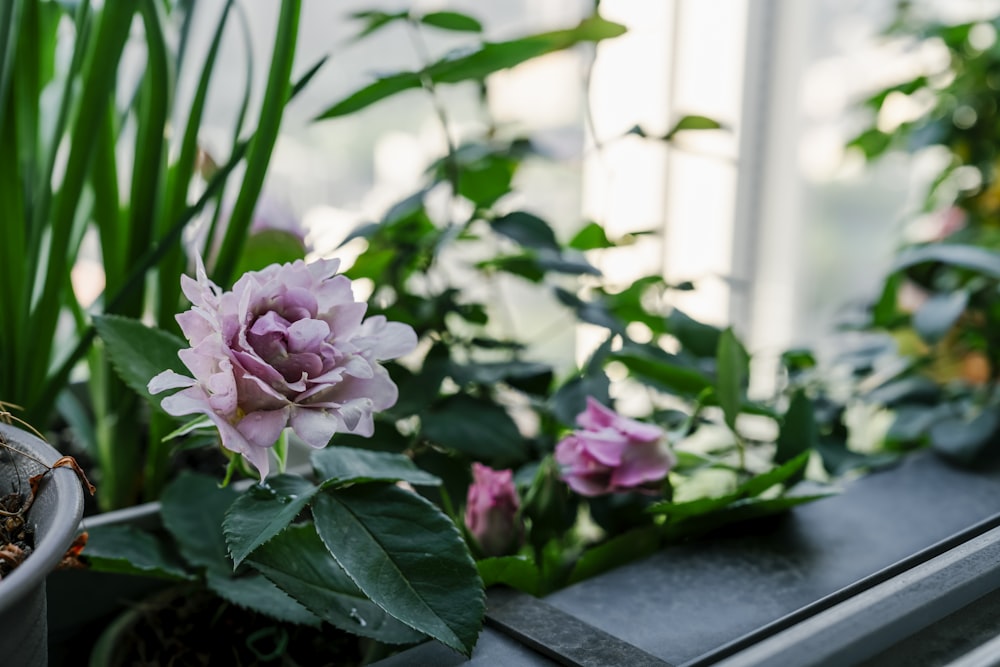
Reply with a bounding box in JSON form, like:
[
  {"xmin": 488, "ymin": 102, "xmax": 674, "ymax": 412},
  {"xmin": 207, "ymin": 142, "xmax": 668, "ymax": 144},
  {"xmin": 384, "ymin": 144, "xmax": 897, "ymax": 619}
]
[
  {"xmin": 775, "ymin": 389, "xmax": 816, "ymax": 464},
  {"xmin": 233, "ymin": 229, "xmax": 307, "ymax": 277},
  {"xmin": 313, "ymin": 485, "xmax": 485, "ymax": 656},
  {"xmin": 550, "ymin": 373, "xmax": 611, "ymax": 426},
  {"xmin": 211, "ymin": 0, "xmax": 301, "ymax": 287},
  {"xmin": 315, "ymin": 15, "xmax": 626, "ymax": 119},
  {"xmin": 206, "ymin": 571, "xmax": 321, "ymax": 627},
  {"xmin": 716, "ymin": 328, "xmax": 749, "ymax": 432},
  {"xmin": 477, "ymin": 556, "xmax": 541, "ymax": 596},
  {"xmin": 161, "ymin": 472, "xmax": 239, "ymax": 575},
  {"xmin": 311, "ymin": 446, "xmax": 441, "ymax": 488},
  {"xmin": 931, "ymin": 411, "xmax": 1000, "ymax": 465},
  {"xmin": 491, "ymin": 211, "xmax": 561, "ymax": 252},
  {"xmin": 223, "ymin": 475, "xmax": 320, "ymax": 568},
  {"xmin": 248, "ymin": 523, "xmax": 426, "ymax": 643},
  {"xmin": 568, "ymin": 526, "xmax": 661, "ymax": 585},
  {"xmin": 611, "ymin": 349, "xmax": 713, "ymax": 397},
  {"xmin": 314, "ymin": 71, "xmax": 422, "ymax": 119},
  {"xmin": 419, "ymin": 11, "xmax": 482, "ymax": 33},
  {"xmin": 83, "ymin": 524, "xmax": 192, "ymax": 580},
  {"xmin": 848, "ymin": 128, "xmax": 893, "ymax": 160},
  {"xmin": 93, "ymin": 314, "xmax": 187, "ymax": 404},
  {"xmin": 664, "ymin": 114, "xmax": 724, "ymax": 139},
  {"xmin": 350, "ymin": 9, "xmax": 408, "ymax": 39},
  {"xmin": 666, "ymin": 309, "xmax": 722, "ymax": 358},
  {"xmin": 568, "ymin": 221, "xmax": 613, "ymax": 250},
  {"xmin": 739, "ymin": 450, "xmax": 812, "ymax": 498},
  {"xmin": 452, "ymin": 360, "xmax": 553, "ymax": 396},
  {"xmin": 892, "ymin": 244, "xmax": 1000, "ymax": 282},
  {"xmin": 912, "ymin": 290, "xmax": 969, "ymax": 343},
  {"xmin": 661, "ymin": 494, "xmax": 835, "ymax": 540},
  {"xmin": 421, "ymin": 394, "xmax": 525, "ymax": 463}
]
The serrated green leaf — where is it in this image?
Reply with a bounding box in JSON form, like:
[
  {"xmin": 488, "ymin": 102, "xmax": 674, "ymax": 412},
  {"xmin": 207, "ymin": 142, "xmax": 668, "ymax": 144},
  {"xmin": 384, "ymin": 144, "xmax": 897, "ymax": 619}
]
[
  {"xmin": 716, "ymin": 328, "xmax": 749, "ymax": 432},
  {"xmin": 93, "ymin": 314, "xmax": 187, "ymax": 404},
  {"xmin": 419, "ymin": 11, "xmax": 482, "ymax": 33},
  {"xmin": 313, "ymin": 485, "xmax": 485, "ymax": 656},
  {"xmin": 421, "ymin": 394, "xmax": 525, "ymax": 463},
  {"xmin": 83, "ymin": 524, "xmax": 192, "ymax": 580},
  {"xmin": 161, "ymin": 472, "xmax": 238, "ymax": 575},
  {"xmin": 206, "ymin": 571, "xmax": 321, "ymax": 627},
  {"xmin": 248, "ymin": 523, "xmax": 426, "ymax": 644},
  {"xmin": 311, "ymin": 446, "xmax": 441, "ymax": 488},
  {"xmin": 223, "ymin": 475, "xmax": 320, "ymax": 568}
]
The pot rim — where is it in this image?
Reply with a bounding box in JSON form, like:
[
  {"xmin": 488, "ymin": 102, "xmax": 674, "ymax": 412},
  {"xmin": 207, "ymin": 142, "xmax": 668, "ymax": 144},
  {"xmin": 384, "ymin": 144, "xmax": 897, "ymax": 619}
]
[{"xmin": 0, "ymin": 423, "xmax": 85, "ymax": 614}]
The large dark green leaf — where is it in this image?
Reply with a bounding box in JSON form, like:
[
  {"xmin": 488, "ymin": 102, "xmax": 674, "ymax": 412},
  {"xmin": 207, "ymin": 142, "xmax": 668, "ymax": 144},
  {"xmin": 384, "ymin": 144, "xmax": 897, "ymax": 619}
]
[
  {"xmin": 248, "ymin": 524, "xmax": 425, "ymax": 643},
  {"xmin": 223, "ymin": 475, "xmax": 320, "ymax": 568},
  {"xmin": 205, "ymin": 571, "xmax": 320, "ymax": 627},
  {"xmin": 420, "ymin": 394, "xmax": 525, "ymax": 462},
  {"xmin": 311, "ymin": 446, "xmax": 441, "ymax": 488},
  {"xmin": 83, "ymin": 524, "xmax": 191, "ymax": 580},
  {"xmin": 312, "ymin": 485, "xmax": 485, "ymax": 656},
  {"xmin": 161, "ymin": 472, "xmax": 238, "ymax": 575},
  {"xmin": 93, "ymin": 314, "xmax": 187, "ymax": 404}
]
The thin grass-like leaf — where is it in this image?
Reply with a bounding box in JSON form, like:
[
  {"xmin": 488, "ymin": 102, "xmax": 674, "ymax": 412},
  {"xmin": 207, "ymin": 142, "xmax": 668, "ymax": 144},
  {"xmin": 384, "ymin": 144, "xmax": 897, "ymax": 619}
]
[{"xmin": 212, "ymin": 0, "xmax": 301, "ymax": 287}]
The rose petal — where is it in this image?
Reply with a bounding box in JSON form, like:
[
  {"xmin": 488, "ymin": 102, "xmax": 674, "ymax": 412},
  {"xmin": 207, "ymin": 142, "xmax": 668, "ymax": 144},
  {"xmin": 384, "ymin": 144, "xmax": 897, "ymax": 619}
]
[{"xmin": 148, "ymin": 370, "xmax": 195, "ymax": 394}]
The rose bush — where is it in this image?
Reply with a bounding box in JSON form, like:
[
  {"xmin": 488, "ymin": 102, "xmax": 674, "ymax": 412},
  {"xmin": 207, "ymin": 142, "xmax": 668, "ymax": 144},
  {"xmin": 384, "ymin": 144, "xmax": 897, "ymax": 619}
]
[
  {"xmin": 148, "ymin": 257, "xmax": 417, "ymax": 477},
  {"xmin": 465, "ymin": 463, "xmax": 523, "ymax": 557},
  {"xmin": 555, "ymin": 397, "xmax": 676, "ymax": 496}
]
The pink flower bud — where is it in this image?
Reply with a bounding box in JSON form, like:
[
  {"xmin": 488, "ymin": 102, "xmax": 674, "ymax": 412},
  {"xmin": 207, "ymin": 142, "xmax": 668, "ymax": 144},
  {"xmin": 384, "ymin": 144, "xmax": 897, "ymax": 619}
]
[
  {"xmin": 555, "ymin": 397, "xmax": 675, "ymax": 496},
  {"xmin": 464, "ymin": 463, "xmax": 523, "ymax": 557}
]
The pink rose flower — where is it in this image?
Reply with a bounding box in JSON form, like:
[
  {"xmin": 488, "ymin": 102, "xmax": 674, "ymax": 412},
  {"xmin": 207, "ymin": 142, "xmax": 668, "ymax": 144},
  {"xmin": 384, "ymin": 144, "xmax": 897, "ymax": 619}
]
[
  {"xmin": 464, "ymin": 463, "xmax": 523, "ymax": 557},
  {"xmin": 149, "ymin": 257, "xmax": 417, "ymax": 478},
  {"xmin": 555, "ymin": 397, "xmax": 675, "ymax": 496}
]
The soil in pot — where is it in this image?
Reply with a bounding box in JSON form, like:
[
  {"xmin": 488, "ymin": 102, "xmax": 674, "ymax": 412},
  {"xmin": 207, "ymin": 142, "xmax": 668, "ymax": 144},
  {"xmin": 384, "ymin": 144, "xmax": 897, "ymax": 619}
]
[{"xmin": 93, "ymin": 586, "xmax": 396, "ymax": 666}]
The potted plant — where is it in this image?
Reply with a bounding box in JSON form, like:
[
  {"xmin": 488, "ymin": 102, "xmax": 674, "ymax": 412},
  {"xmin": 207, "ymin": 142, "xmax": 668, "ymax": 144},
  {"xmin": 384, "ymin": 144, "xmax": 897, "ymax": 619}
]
[{"xmin": 0, "ymin": 422, "xmax": 90, "ymax": 667}]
